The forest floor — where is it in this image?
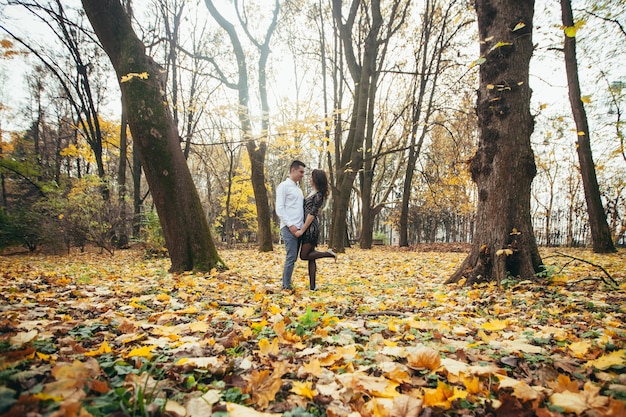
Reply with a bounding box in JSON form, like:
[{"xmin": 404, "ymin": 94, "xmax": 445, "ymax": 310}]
[{"xmin": 0, "ymin": 244, "xmax": 625, "ymax": 417}]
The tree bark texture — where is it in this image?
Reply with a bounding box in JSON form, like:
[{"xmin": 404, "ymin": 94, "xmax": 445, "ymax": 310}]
[
  {"xmin": 560, "ymin": 0, "xmax": 616, "ymax": 253},
  {"xmin": 82, "ymin": 0, "xmax": 225, "ymax": 272},
  {"xmin": 330, "ymin": 0, "xmax": 382, "ymax": 252},
  {"xmin": 446, "ymin": 0, "xmax": 543, "ymax": 285}
]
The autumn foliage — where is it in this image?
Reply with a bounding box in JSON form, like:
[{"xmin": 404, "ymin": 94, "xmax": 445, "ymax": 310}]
[{"xmin": 0, "ymin": 246, "xmax": 625, "ymax": 416}]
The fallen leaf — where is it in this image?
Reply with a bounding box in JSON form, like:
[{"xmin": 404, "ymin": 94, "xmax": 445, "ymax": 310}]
[
  {"xmin": 258, "ymin": 337, "xmax": 279, "ymax": 357},
  {"xmin": 291, "ymin": 381, "xmax": 317, "ymax": 399},
  {"xmin": 226, "ymin": 402, "xmax": 281, "ymax": 416},
  {"xmin": 10, "ymin": 330, "xmax": 38, "ymax": 347},
  {"xmin": 585, "ymin": 350, "xmax": 625, "ymax": 370},
  {"xmin": 406, "ymin": 346, "xmax": 441, "ymax": 371}
]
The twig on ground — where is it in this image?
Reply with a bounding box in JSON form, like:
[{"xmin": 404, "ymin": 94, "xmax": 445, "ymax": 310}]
[{"xmin": 553, "ymin": 251, "xmax": 619, "ymax": 288}]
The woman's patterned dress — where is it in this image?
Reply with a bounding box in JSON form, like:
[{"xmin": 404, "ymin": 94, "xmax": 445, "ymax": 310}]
[{"xmin": 301, "ymin": 191, "xmax": 325, "ymax": 246}]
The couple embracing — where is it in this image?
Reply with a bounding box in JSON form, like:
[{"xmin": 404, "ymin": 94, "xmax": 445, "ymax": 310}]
[{"xmin": 275, "ymin": 160, "xmax": 336, "ymax": 292}]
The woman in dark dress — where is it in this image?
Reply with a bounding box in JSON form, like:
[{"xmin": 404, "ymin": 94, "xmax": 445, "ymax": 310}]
[{"xmin": 295, "ymin": 169, "xmax": 336, "ymax": 290}]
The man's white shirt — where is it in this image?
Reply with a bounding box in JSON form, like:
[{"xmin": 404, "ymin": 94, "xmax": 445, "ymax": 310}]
[{"xmin": 276, "ymin": 177, "xmax": 304, "ymax": 229}]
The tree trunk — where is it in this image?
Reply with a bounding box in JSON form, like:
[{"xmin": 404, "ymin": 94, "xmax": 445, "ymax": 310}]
[
  {"xmin": 330, "ymin": 0, "xmax": 382, "ymax": 252},
  {"xmin": 399, "ymin": 0, "xmax": 433, "ymax": 248},
  {"xmin": 561, "ymin": 0, "xmax": 616, "ymax": 253},
  {"xmin": 132, "ymin": 140, "xmax": 142, "ymax": 237},
  {"xmin": 82, "ymin": 0, "xmax": 225, "ymax": 272},
  {"xmin": 359, "ymin": 76, "xmax": 378, "ymax": 250},
  {"xmin": 446, "ymin": 0, "xmax": 542, "ymax": 285},
  {"xmin": 204, "ymin": 0, "xmax": 276, "ymax": 252},
  {"xmin": 118, "ymin": 98, "xmax": 129, "ymax": 242}
]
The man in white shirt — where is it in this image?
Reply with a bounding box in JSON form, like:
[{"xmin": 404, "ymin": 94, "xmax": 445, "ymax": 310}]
[{"xmin": 275, "ymin": 160, "xmax": 306, "ymax": 291}]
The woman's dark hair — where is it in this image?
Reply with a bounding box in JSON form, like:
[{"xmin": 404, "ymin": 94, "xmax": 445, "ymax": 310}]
[{"xmin": 311, "ymin": 169, "xmax": 329, "ymax": 198}]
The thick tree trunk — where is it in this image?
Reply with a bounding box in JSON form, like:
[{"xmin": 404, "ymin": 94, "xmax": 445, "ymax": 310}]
[
  {"xmin": 82, "ymin": 0, "xmax": 224, "ymax": 272},
  {"xmin": 330, "ymin": 0, "xmax": 382, "ymax": 252},
  {"xmin": 446, "ymin": 0, "xmax": 542, "ymax": 285},
  {"xmin": 561, "ymin": 0, "xmax": 616, "ymax": 253}
]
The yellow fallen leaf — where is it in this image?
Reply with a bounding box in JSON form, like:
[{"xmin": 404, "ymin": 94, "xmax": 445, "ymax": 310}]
[
  {"xmin": 462, "ymin": 375, "xmax": 483, "ymax": 395},
  {"xmin": 178, "ymin": 305, "xmax": 199, "ymax": 315},
  {"xmin": 273, "ymin": 320, "xmax": 301, "ymax": 344},
  {"xmin": 481, "ymin": 319, "xmax": 508, "ymax": 331},
  {"xmin": 258, "ymin": 337, "xmax": 279, "ymax": 357},
  {"xmin": 291, "ymin": 381, "xmax": 317, "ymax": 399},
  {"xmin": 585, "ymin": 349, "xmax": 625, "ymax": 370},
  {"xmin": 156, "ymin": 293, "xmax": 170, "ymax": 302},
  {"xmin": 125, "ymin": 345, "xmax": 156, "ymax": 359},
  {"xmin": 568, "ymin": 340, "xmax": 592, "ymax": 359},
  {"xmin": 477, "ymin": 329, "xmax": 497, "ymax": 343},
  {"xmin": 84, "ymin": 340, "xmax": 112, "ymax": 357},
  {"xmin": 34, "ymin": 392, "xmax": 63, "ymax": 402},
  {"xmin": 423, "ymin": 381, "xmax": 466, "ymax": 410},
  {"xmin": 189, "ymin": 321, "xmax": 210, "ymax": 332},
  {"xmin": 269, "ymin": 304, "xmax": 282, "ymax": 315},
  {"xmin": 300, "ymin": 359, "xmax": 324, "ymax": 378}
]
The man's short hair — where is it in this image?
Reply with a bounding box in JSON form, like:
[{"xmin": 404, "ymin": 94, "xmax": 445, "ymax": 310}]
[{"xmin": 290, "ymin": 160, "xmax": 306, "ymax": 171}]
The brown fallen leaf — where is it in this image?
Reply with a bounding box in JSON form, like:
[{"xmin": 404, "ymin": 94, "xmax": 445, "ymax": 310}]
[
  {"xmin": 244, "ymin": 361, "xmax": 288, "ymax": 409},
  {"xmin": 391, "ymin": 395, "xmax": 423, "ymax": 417}
]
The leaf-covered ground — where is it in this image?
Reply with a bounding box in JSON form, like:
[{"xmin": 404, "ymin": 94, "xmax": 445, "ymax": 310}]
[{"xmin": 1, "ymin": 246, "xmax": 625, "ymax": 417}]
